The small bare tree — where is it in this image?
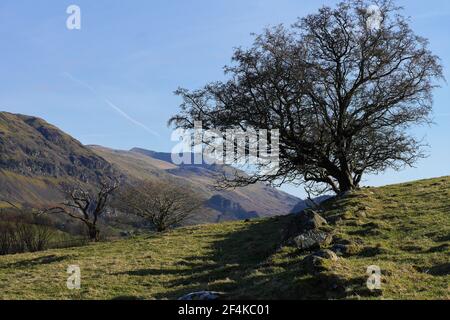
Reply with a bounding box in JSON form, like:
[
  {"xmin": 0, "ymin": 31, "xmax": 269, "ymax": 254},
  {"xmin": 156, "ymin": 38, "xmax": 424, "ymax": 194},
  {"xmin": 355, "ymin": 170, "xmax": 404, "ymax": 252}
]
[
  {"xmin": 0, "ymin": 200, "xmax": 53, "ymax": 254},
  {"xmin": 118, "ymin": 180, "xmax": 202, "ymax": 232},
  {"xmin": 15, "ymin": 223, "xmax": 54, "ymax": 252},
  {"xmin": 42, "ymin": 179, "xmax": 119, "ymax": 242}
]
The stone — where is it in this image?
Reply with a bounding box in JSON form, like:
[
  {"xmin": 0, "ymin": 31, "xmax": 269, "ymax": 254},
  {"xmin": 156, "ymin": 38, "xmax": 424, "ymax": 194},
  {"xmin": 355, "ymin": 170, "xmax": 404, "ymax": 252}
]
[
  {"xmin": 356, "ymin": 211, "xmax": 367, "ymax": 218},
  {"xmin": 302, "ymin": 255, "xmax": 328, "ymax": 274},
  {"xmin": 302, "ymin": 249, "xmax": 339, "ymax": 274},
  {"xmin": 331, "ymin": 243, "xmax": 361, "ymax": 256},
  {"xmin": 293, "ymin": 229, "xmax": 333, "ymax": 250},
  {"xmin": 299, "ymin": 210, "xmax": 328, "ymax": 230},
  {"xmin": 120, "ymin": 231, "xmax": 133, "ymax": 237},
  {"xmin": 178, "ymin": 291, "xmax": 223, "ymax": 301},
  {"xmin": 331, "ymin": 244, "xmax": 347, "ymax": 256},
  {"xmin": 284, "ymin": 211, "xmax": 331, "ymax": 249},
  {"xmin": 313, "ymin": 249, "xmax": 338, "ymax": 261}
]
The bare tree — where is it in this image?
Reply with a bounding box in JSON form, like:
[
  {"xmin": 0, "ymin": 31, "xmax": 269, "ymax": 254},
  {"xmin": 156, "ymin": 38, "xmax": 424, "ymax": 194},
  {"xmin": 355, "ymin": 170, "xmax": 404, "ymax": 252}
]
[
  {"xmin": 42, "ymin": 179, "xmax": 119, "ymax": 241},
  {"xmin": 0, "ymin": 200, "xmax": 55, "ymax": 254},
  {"xmin": 117, "ymin": 180, "xmax": 202, "ymax": 232},
  {"xmin": 15, "ymin": 223, "xmax": 54, "ymax": 252},
  {"xmin": 169, "ymin": 0, "xmax": 443, "ymax": 195}
]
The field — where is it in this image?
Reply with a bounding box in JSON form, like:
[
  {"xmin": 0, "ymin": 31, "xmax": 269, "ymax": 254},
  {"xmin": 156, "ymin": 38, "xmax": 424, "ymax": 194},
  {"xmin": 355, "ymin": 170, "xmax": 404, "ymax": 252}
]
[{"xmin": 0, "ymin": 177, "xmax": 449, "ymax": 300}]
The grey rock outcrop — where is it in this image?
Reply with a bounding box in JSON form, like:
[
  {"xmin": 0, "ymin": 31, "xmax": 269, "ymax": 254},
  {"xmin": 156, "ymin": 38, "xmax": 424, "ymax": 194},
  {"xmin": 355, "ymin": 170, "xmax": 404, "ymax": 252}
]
[
  {"xmin": 285, "ymin": 210, "xmax": 333, "ymax": 251},
  {"xmin": 293, "ymin": 230, "xmax": 333, "ymax": 250}
]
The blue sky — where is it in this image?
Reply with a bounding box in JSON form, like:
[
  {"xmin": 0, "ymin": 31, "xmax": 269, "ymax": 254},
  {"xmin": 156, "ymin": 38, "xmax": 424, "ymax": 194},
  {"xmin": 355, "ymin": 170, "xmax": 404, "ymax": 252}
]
[{"xmin": 0, "ymin": 0, "xmax": 449, "ymax": 198}]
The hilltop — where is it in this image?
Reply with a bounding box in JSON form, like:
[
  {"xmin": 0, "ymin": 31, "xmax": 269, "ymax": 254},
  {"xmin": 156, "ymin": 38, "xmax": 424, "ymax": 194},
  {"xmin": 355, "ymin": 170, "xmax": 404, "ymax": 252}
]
[{"xmin": 0, "ymin": 176, "xmax": 448, "ymax": 300}]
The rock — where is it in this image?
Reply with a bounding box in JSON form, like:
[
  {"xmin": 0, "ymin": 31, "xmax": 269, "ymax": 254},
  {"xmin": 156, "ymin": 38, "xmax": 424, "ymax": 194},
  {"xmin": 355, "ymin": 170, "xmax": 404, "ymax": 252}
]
[
  {"xmin": 356, "ymin": 211, "xmax": 367, "ymax": 218},
  {"xmin": 302, "ymin": 249, "xmax": 338, "ymax": 274},
  {"xmin": 286, "ymin": 210, "xmax": 327, "ymax": 235},
  {"xmin": 284, "ymin": 211, "xmax": 331, "ymax": 249},
  {"xmin": 326, "ymin": 214, "xmax": 343, "ymax": 224},
  {"xmin": 302, "ymin": 255, "xmax": 328, "ymax": 274},
  {"xmin": 293, "ymin": 230, "xmax": 333, "ymax": 250},
  {"xmin": 120, "ymin": 231, "xmax": 133, "ymax": 237},
  {"xmin": 331, "ymin": 244, "xmax": 347, "ymax": 256},
  {"xmin": 334, "ymin": 238, "xmax": 353, "ymax": 245},
  {"xmin": 178, "ymin": 291, "xmax": 223, "ymax": 301},
  {"xmin": 313, "ymin": 249, "xmax": 338, "ymax": 261},
  {"xmin": 331, "ymin": 243, "xmax": 361, "ymax": 256},
  {"xmin": 299, "ymin": 210, "xmax": 328, "ymax": 229}
]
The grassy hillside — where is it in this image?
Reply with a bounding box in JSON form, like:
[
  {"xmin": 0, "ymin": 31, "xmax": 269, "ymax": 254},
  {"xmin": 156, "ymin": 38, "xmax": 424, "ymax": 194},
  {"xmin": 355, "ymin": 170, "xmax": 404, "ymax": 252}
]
[{"xmin": 0, "ymin": 177, "xmax": 448, "ymax": 300}]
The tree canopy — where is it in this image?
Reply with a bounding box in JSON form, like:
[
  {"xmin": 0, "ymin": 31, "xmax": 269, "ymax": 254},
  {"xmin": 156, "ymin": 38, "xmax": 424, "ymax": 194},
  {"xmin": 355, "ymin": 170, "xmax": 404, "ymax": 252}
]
[{"xmin": 170, "ymin": 0, "xmax": 443, "ymax": 194}]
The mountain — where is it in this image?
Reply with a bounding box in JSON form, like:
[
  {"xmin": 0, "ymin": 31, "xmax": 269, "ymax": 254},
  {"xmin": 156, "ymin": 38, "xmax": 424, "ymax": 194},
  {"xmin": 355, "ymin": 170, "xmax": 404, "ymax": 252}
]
[
  {"xmin": 0, "ymin": 112, "xmax": 113, "ymax": 205},
  {"xmin": 1, "ymin": 176, "xmax": 448, "ymax": 299},
  {"xmin": 0, "ymin": 112, "xmax": 301, "ymax": 224},
  {"xmin": 90, "ymin": 146, "xmax": 301, "ymax": 223}
]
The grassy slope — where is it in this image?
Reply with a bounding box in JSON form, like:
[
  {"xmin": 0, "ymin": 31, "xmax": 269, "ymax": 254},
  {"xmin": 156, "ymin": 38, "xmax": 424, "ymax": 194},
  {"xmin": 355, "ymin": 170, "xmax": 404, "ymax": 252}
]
[{"xmin": 0, "ymin": 177, "xmax": 448, "ymax": 300}]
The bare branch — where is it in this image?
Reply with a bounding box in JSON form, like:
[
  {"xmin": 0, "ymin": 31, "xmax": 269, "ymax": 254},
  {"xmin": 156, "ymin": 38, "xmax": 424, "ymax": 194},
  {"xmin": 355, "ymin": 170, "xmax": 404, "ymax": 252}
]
[{"xmin": 169, "ymin": 0, "xmax": 443, "ymax": 194}]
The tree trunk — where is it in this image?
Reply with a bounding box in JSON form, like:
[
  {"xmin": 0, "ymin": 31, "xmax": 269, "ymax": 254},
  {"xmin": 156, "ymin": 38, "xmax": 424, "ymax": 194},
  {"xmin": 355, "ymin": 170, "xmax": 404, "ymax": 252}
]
[
  {"xmin": 337, "ymin": 170, "xmax": 356, "ymax": 194},
  {"xmin": 87, "ymin": 225, "xmax": 100, "ymax": 242}
]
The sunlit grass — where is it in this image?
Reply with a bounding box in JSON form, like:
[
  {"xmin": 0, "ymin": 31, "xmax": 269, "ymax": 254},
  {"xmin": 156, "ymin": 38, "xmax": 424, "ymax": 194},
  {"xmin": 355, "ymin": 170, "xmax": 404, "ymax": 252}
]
[{"xmin": 0, "ymin": 177, "xmax": 448, "ymax": 300}]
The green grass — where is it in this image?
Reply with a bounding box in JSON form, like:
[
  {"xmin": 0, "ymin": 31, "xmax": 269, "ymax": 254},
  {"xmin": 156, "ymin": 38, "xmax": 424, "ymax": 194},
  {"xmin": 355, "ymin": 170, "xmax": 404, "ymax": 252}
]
[{"xmin": 0, "ymin": 177, "xmax": 449, "ymax": 300}]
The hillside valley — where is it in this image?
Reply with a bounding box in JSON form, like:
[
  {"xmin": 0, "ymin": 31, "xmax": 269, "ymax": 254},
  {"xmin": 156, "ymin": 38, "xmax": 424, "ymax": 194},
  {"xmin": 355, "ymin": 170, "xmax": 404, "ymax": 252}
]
[
  {"xmin": 0, "ymin": 176, "xmax": 448, "ymax": 299},
  {"xmin": 0, "ymin": 112, "xmax": 301, "ymax": 228}
]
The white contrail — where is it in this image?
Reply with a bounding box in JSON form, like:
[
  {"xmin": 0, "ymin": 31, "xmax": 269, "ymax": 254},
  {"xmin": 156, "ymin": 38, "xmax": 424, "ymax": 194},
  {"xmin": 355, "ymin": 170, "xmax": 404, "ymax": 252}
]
[
  {"xmin": 62, "ymin": 72, "xmax": 160, "ymax": 137},
  {"xmin": 103, "ymin": 98, "xmax": 160, "ymax": 136}
]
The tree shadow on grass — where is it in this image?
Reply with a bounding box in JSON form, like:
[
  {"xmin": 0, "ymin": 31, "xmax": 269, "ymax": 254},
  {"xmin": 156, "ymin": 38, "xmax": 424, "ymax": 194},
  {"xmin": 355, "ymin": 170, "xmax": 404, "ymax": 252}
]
[
  {"xmin": 117, "ymin": 217, "xmax": 288, "ymax": 299},
  {"xmin": 116, "ymin": 215, "xmax": 384, "ymax": 299},
  {"xmin": 0, "ymin": 254, "xmax": 70, "ymax": 269},
  {"xmin": 425, "ymin": 263, "xmax": 450, "ymax": 276},
  {"xmin": 114, "ymin": 268, "xmax": 187, "ymax": 277}
]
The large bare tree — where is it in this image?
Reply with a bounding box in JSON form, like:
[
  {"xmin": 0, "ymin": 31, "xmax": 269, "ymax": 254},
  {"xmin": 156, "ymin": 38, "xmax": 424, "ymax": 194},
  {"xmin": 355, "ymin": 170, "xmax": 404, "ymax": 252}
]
[
  {"xmin": 169, "ymin": 0, "xmax": 443, "ymax": 195},
  {"xmin": 117, "ymin": 180, "xmax": 202, "ymax": 232},
  {"xmin": 42, "ymin": 179, "xmax": 119, "ymax": 241}
]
